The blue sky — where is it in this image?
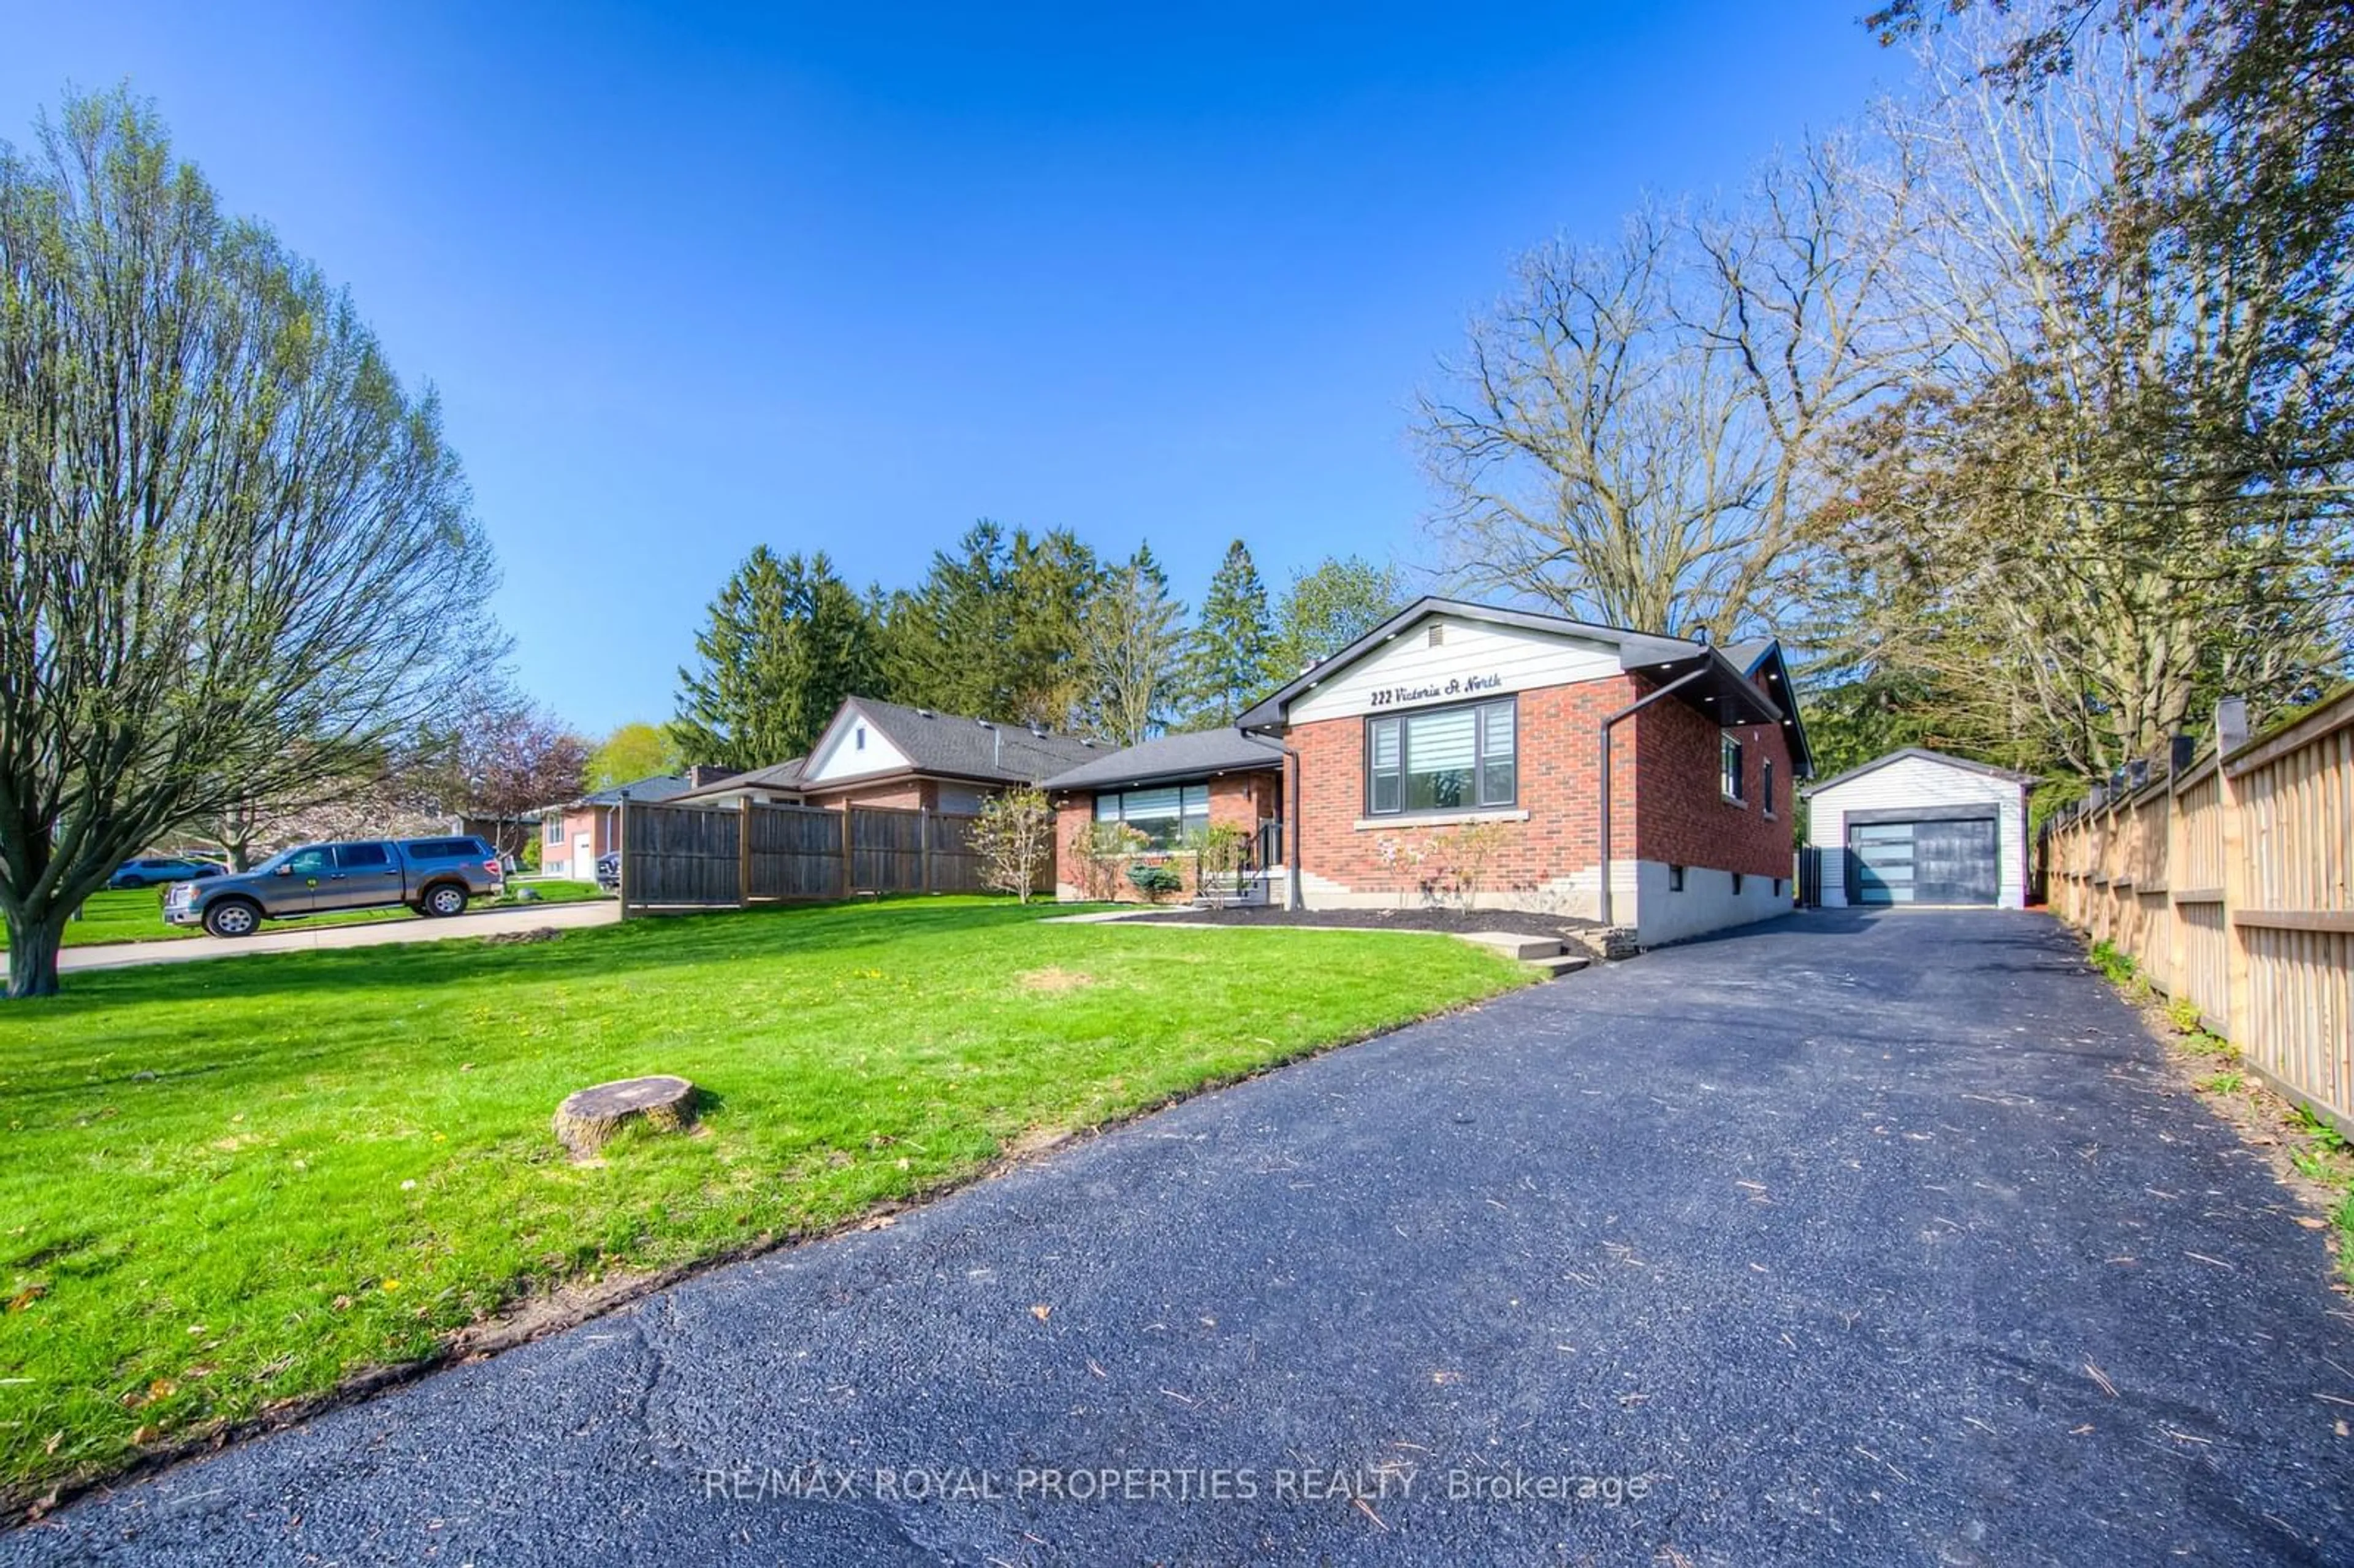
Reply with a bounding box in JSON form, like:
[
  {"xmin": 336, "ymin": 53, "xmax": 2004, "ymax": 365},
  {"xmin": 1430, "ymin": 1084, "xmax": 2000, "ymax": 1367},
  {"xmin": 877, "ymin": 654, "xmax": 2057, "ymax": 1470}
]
[{"xmin": 3, "ymin": 3, "xmax": 1898, "ymax": 735}]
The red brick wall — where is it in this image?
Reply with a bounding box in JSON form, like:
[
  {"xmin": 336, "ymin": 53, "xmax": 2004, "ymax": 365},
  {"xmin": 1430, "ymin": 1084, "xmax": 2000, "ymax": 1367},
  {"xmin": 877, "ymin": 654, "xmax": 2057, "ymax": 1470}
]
[
  {"xmin": 804, "ymin": 778, "xmax": 933, "ymax": 812},
  {"xmin": 1287, "ymin": 672, "xmax": 1792, "ymax": 898},
  {"xmin": 1289, "ymin": 677, "xmax": 1644, "ymax": 901},
  {"xmin": 1631, "ymin": 701, "xmax": 1793, "ymax": 879},
  {"xmin": 1049, "ymin": 772, "xmax": 1279, "ymax": 902}
]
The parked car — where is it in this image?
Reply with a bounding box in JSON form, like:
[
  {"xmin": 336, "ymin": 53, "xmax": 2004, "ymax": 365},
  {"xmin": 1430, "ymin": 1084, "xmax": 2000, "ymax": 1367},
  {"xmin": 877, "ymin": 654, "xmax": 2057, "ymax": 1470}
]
[
  {"xmin": 165, "ymin": 836, "xmax": 505, "ymax": 938},
  {"xmin": 593, "ymin": 851, "xmax": 620, "ymax": 891},
  {"xmin": 107, "ymin": 856, "xmax": 224, "ymax": 891}
]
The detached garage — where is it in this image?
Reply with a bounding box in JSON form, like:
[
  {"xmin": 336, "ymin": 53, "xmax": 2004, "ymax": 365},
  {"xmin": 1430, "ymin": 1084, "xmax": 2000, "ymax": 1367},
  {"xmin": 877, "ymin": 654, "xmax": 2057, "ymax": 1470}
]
[{"xmin": 1804, "ymin": 748, "xmax": 2035, "ymax": 910}]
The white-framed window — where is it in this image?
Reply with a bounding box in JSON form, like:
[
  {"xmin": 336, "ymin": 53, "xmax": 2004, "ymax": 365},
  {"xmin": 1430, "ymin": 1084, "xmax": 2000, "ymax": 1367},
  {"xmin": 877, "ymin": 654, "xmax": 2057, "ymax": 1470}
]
[
  {"xmin": 1366, "ymin": 698, "xmax": 1517, "ymax": 816},
  {"xmin": 1095, "ymin": 783, "xmax": 1209, "ymax": 848},
  {"xmin": 545, "ymin": 816, "xmax": 563, "ymax": 845},
  {"xmin": 1721, "ymin": 734, "xmax": 1746, "ymax": 803}
]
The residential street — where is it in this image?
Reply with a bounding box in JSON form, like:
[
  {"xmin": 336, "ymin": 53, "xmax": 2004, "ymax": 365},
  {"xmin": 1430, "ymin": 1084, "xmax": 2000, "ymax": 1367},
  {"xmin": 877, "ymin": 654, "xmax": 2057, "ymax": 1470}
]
[
  {"xmin": 1, "ymin": 898, "xmax": 619, "ymax": 981},
  {"xmin": 9, "ymin": 910, "xmax": 2350, "ymax": 1566}
]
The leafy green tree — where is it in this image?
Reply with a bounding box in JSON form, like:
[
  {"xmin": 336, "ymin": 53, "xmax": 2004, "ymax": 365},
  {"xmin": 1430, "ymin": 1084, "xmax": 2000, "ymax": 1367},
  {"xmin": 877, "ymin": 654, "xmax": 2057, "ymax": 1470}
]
[
  {"xmin": 671, "ymin": 547, "xmax": 880, "ymax": 769},
  {"xmin": 1078, "ymin": 544, "xmax": 1187, "ymax": 745},
  {"xmin": 585, "ymin": 722, "xmax": 682, "ymax": 790},
  {"xmin": 0, "ymin": 92, "xmax": 503, "ymax": 998},
  {"xmin": 882, "ymin": 521, "xmax": 1103, "ymax": 726},
  {"xmin": 1178, "ymin": 541, "xmax": 1277, "ymax": 726},
  {"xmin": 1270, "ymin": 555, "xmax": 1407, "ymax": 677}
]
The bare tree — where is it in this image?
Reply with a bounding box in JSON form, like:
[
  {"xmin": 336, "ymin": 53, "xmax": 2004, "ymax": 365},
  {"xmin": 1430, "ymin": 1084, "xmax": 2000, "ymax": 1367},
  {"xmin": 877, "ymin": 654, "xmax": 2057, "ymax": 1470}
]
[
  {"xmin": 1419, "ymin": 140, "xmax": 1913, "ymax": 639},
  {"xmin": 1078, "ymin": 546, "xmax": 1186, "ymax": 747},
  {"xmin": 1815, "ymin": 3, "xmax": 2352, "ymax": 774},
  {"xmin": 969, "ymin": 787, "xmax": 1054, "ymax": 904},
  {"xmin": 0, "ymin": 93, "xmax": 503, "ymax": 995}
]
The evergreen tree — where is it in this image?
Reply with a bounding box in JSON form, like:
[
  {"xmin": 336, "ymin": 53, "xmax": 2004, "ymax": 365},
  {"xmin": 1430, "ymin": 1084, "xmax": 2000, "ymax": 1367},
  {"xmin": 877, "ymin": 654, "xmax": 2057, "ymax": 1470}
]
[
  {"xmin": 882, "ymin": 520, "xmax": 1103, "ymax": 726},
  {"xmin": 1270, "ymin": 555, "xmax": 1407, "ymax": 677},
  {"xmin": 1178, "ymin": 540, "xmax": 1278, "ymax": 727},
  {"xmin": 671, "ymin": 547, "xmax": 880, "ymax": 768},
  {"xmin": 1078, "ymin": 544, "xmax": 1187, "ymax": 745}
]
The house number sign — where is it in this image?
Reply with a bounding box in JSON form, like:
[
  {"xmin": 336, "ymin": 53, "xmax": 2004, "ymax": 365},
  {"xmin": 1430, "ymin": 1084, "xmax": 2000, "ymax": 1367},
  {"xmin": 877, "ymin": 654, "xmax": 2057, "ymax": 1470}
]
[{"xmin": 1365, "ymin": 671, "xmax": 1504, "ymax": 708}]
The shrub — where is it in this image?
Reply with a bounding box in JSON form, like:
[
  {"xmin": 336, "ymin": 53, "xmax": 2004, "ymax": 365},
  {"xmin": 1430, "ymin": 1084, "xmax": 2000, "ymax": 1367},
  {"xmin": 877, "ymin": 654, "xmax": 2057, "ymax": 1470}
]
[
  {"xmin": 970, "ymin": 787, "xmax": 1054, "ymax": 904},
  {"xmin": 1072, "ymin": 821, "xmax": 1146, "ymax": 900},
  {"xmin": 1127, "ymin": 861, "xmax": 1184, "ymax": 898}
]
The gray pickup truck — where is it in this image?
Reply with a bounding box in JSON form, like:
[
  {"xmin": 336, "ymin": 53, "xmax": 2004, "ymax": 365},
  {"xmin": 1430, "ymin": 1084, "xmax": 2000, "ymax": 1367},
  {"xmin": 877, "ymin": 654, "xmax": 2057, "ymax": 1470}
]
[{"xmin": 165, "ymin": 835, "xmax": 506, "ymax": 938}]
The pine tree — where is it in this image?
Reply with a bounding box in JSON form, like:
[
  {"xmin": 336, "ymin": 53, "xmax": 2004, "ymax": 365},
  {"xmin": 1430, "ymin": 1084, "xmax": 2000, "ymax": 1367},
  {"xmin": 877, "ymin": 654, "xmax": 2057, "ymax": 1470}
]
[
  {"xmin": 882, "ymin": 521, "xmax": 1103, "ymax": 725},
  {"xmin": 1178, "ymin": 540, "xmax": 1278, "ymax": 728},
  {"xmin": 1078, "ymin": 544, "xmax": 1187, "ymax": 746},
  {"xmin": 671, "ymin": 547, "xmax": 880, "ymax": 768}
]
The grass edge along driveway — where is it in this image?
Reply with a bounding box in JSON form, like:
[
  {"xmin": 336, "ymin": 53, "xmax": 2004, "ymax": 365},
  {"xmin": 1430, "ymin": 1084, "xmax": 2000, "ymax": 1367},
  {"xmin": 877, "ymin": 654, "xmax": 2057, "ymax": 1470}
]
[{"xmin": 0, "ymin": 896, "xmax": 1530, "ymax": 1512}]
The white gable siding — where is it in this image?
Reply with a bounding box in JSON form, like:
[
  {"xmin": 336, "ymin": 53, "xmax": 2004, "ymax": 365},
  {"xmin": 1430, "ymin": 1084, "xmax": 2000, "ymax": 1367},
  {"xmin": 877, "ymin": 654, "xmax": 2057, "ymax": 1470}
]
[
  {"xmin": 1807, "ymin": 755, "xmax": 2029, "ymax": 908},
  {"xmin": 804, "ymin": 714, "xmax": 910, "ymax": 783},
  {"xmin": 1288, "ymin": 615, "xmax": 1622, "ymax": 724}
]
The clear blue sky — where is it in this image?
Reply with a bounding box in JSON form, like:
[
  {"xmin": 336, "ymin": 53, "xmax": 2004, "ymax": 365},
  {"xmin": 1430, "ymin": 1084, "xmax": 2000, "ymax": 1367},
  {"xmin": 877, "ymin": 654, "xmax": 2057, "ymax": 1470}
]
[{"xmin": 3, "ymin": 2, "xmax": 1898, "ymax": 736}]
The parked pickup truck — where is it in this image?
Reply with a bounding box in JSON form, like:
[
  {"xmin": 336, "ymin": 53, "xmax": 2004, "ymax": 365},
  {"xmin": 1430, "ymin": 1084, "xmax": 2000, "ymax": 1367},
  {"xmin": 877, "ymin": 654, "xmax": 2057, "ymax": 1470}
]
[{"xmin": 165, "ymin": 836, "xmax": 506, "ymax": 938}]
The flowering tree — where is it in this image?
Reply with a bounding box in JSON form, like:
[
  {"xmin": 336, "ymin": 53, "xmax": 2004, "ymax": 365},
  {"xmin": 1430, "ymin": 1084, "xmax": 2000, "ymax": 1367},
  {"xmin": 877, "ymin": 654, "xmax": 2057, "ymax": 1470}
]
[{"xmin": 970, "ymin": 788, "xmax": 1055, "ymax": 904}]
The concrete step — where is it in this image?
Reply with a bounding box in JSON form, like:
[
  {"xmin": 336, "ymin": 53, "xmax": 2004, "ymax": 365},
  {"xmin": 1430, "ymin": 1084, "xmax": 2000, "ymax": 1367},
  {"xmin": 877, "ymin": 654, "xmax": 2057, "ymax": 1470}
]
[
  {"xmin": 1530, "ymin": 953, "xmax": 1591, "ymax": 980},
  {"xmin": 1460, "ymin": 931, "xmax": 1567, "ymax": 961}
]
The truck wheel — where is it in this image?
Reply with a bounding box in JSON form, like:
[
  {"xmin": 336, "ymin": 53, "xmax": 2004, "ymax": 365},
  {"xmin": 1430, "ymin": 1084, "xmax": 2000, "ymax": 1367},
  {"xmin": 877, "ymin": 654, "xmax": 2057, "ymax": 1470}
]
[
  {"xmin": 421, "ymin": 883, "xmax": 469, "ymax": 918},
  {"xmin": 203, "ymin": 899, "xmax": 262, "ymax": 938}
]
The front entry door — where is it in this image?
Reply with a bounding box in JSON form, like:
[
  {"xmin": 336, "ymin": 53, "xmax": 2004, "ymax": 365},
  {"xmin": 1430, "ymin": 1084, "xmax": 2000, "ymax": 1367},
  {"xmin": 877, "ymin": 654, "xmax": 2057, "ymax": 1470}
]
[{"xmin": 574, "ymin": 833, "xmax": 594, "ymax": 882}]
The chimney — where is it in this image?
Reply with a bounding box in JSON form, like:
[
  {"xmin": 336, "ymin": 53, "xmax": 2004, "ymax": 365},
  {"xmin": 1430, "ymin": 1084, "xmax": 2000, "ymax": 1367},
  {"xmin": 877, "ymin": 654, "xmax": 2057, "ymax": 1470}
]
[{"xmin": 687, "ymin": 764, "xmax": 739, "ymax": 790}]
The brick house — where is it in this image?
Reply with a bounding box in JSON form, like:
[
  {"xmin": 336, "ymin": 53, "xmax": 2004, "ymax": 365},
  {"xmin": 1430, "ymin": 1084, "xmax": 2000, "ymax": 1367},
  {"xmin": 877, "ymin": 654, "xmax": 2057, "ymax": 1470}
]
[
  {"xmin": 1041, "ymin": 729, "xmax": 1288, "ymax": 902},
  {"xmin": 1053, "ymin": 598, "xmax": 1810, "ymax": 944},
  {"xmin": 669, "ymin": 696, "xmax": 1101, "ymax": 814},
  {"xmin": 535, "ymin": 769, "xmax": 726, "ymax": 879}
]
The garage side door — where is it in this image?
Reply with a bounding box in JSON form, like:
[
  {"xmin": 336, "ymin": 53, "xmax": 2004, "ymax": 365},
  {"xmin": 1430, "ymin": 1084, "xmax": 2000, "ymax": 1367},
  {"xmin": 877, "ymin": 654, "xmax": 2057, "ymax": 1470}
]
[{"xmin": 1848, "ymin": 813, "xmax": 1999, "ymax": 905}]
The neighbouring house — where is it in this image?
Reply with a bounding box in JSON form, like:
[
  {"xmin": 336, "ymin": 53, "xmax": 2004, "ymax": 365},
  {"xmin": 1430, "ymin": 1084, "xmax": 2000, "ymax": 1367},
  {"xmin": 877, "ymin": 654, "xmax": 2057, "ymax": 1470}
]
[
  {"xmin": 1804, "ymin": 747, "xmax": 2035, "ymax": 909},
  {"xmin": 664, "ymin": 757, "xmax": 809, "ymax": 810},
  {"xmin": 536, "ymin": 768, "xmax": 731, "ymax": 878},
  {"xmin": 670, "ymin": 696, "xmax": 1100, "ymax": 814},
  {"xmin": 1041, "ymin": 729, "xmax": 1288, "ymax": 903},
  {"xmin": 1056, "ymin": 597, "xmax": 1813, "ymax": 945}
]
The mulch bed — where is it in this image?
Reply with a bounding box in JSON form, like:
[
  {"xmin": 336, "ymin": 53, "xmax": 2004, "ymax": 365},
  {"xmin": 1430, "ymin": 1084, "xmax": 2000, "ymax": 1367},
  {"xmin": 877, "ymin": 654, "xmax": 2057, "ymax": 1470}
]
[{"xmin": 1122, "ymin": 904, "xmax": 1599, "ymax": 940}]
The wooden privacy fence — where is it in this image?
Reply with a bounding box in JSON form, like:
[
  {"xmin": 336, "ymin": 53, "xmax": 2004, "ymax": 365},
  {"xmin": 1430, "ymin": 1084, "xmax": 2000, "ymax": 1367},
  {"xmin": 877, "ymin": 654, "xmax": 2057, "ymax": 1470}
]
[
  {"xmin": 2042, "ymin": 689, "xmax": 2354, "ymax": 1134},
  {"xmin": 619, "ymin": 799, "xmax": 1005, "ymax": 911}
]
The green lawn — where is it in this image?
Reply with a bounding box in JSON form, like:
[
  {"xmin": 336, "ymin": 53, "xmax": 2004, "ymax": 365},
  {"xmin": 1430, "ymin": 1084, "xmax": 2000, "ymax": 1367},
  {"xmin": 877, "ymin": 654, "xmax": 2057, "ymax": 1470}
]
[
  {"xmin": 0, "ymin": 897, "xmax": 1527, "ymax": 1507},
  {"xmin": 10, "ymin": 879, "xmax": 608, "ymax": 951}
]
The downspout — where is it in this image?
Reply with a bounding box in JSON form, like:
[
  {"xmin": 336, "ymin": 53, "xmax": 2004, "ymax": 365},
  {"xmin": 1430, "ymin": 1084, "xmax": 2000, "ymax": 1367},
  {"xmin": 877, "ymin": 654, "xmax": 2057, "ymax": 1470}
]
[
  {"xmin": 1242, "ymin": 720, "xmax": 1305, "ymax": 910},
  {"xmin": 1598, "ymin": 668, "xmax": 1708, "ymax": 929}
]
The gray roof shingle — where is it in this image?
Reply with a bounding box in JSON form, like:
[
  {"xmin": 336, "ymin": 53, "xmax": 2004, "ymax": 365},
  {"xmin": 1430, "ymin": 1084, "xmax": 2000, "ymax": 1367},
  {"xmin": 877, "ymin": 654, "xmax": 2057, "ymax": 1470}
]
[
  {"xmin": 571, "ymin": 774, "xmax": 696, "ymax": 808},
  {"xmin": 1040, "ymin": 729, "xmax": 1285, "ymax": 792},
  {"xmin": 848, "ymin": 698, "xmax": 1099, "ymax": 783},
  {"xmin": 674, "ymin": 758, "xmax": 806, "ymax": 801}
]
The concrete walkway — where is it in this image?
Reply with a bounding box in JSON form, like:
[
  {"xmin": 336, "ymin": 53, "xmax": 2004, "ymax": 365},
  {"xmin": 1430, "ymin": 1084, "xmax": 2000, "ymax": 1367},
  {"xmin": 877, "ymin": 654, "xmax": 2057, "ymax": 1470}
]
[{"xmin": 3, "ymin": 898, "xmax": 620, "ymax": 980}]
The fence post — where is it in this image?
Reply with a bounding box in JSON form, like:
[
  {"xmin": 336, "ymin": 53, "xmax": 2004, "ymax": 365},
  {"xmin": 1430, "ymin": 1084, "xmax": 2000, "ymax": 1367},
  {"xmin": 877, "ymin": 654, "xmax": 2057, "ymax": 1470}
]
[
  {"xmin": 617, "ymin": 792, "xmax": 632, "ymax": 921},
  {"xmin": 2215, "ymin": 698, "xmax": 2252, "ymax": 1049},
  {"xmin": 2166, "ymin": 756, "xmax": 2190, "ymax": 997},
  {"xmin": 840, "ymin": 806, "xmax": 855, "ymax": 896},
  {"xmin": 920, "ymin": 808, "xmax": 933, "ymax": 894},
  {"xmin": 737, "ymin": 799, "xmax": 753, "ymax": 909}
]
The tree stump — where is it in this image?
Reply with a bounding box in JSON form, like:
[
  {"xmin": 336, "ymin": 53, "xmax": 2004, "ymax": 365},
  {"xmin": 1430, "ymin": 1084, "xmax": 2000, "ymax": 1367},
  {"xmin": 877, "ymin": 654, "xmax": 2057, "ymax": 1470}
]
[{"xmin": 553, "ymin": 1075, "xmax": 698, "ymax": 1159}]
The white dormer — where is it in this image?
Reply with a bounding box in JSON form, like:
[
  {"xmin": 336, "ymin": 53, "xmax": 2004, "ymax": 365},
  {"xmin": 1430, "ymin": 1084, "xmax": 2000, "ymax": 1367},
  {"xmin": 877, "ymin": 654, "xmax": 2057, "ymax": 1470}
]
[{"xmin": 805, "ymin": 707, "xmax": 910, "ymax": 782}]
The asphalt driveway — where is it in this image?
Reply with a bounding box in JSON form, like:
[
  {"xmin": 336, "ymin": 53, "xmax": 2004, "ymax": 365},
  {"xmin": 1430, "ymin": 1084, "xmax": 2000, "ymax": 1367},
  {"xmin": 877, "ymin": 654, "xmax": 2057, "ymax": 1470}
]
[{"xmin": 9, "ymin": 910, "xmax": 2350, "ymax": 1566}]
